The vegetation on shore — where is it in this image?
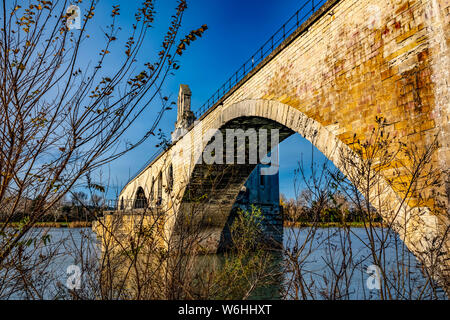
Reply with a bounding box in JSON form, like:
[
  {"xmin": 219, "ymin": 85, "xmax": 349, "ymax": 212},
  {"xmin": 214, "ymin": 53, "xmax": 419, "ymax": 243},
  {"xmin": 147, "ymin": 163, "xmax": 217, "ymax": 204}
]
[
  {"xmin": 283, "ymin": 221, "xmax": 386, "ymax": 228},
  {"xmin": 2, "ymin": 220, "xmax": 385, "ymax": 229},
  {"xmin": 0, "ymin": 221, "xmax": 92, "ymax": 229}
]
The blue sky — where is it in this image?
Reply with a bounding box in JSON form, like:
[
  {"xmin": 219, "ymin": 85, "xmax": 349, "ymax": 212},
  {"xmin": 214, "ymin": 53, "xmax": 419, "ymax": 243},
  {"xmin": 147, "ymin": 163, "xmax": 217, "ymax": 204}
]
[{"xmin": 78, "ymin": 0, "xmax": 331, "ymax": 200}]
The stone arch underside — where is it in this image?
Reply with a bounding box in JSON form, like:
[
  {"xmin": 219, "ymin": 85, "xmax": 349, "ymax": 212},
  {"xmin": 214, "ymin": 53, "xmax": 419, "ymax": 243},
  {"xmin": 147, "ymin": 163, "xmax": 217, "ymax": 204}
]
[
  {"xmin": 173, "ymin": 99, "xmax": 444, "ymax": 264},
  {"xmin": 177, "ymin": 116, "xmax": 293, "ymax": 252}
]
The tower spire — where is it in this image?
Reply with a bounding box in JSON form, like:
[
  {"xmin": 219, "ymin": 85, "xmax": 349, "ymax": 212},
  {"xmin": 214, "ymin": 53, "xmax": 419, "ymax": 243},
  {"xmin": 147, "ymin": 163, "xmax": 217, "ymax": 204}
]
[{"xmin": 171, "ymin": 84, "xmax": 196, "ymax": 143}]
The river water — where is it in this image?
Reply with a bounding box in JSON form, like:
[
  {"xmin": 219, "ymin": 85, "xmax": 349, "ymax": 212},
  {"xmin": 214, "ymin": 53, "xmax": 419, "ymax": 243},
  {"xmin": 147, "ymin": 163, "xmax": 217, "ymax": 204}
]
[{"xmin": 3, "ymin": 227, "xmax": 447, "ymax": 300}]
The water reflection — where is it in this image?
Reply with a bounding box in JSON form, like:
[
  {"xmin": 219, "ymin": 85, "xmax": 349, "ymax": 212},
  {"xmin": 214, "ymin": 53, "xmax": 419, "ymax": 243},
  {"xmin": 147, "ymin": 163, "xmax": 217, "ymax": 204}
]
[{"xmin": 3, "ymin": 227, "xmax": 447, "ymax": 300}]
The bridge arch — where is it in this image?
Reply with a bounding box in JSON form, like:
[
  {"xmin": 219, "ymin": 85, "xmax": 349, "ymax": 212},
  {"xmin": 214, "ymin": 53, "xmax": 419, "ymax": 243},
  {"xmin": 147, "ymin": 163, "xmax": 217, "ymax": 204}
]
[{"xmin": 175, "ymin": 99, "xmax": 439, "ymax": 257}]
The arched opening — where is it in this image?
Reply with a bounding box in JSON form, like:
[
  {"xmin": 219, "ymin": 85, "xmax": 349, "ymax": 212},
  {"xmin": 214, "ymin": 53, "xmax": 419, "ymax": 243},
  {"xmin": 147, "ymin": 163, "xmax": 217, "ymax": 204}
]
[
  {"xmin": 167, "ymin": 164, "xmax": 174, "ymax": 191},
  {"xmin": 134, "ymin": 187, "xmax": 147, "ymax": 209},
  {"xmin": 157, "ymin": 171, "xmax": 163, "ymax": 206},
  {"xmin": 150, "ymin": 177, "xmax": 155, "ymax": 202}
]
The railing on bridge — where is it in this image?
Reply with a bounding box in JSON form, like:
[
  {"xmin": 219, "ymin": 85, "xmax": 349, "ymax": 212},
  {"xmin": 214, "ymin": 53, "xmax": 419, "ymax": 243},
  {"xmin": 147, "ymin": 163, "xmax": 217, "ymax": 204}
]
[
  {"xmin": 124, "ymin": 146, "xmax": 165, "ymax": 191},
  {"xmin": 193, "ymin": 0, "xmax": 327, "ymax": 118},
  {"xmin": 124, "ymin": 0, "xmax": 327, "ymax": 188}
]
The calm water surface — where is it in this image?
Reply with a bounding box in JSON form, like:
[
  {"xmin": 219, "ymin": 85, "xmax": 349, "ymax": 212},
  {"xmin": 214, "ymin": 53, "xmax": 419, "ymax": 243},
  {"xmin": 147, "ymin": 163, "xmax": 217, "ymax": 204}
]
[{"xmin": 6, "ymin": 227, "xmax": 447, "ymax": 300}]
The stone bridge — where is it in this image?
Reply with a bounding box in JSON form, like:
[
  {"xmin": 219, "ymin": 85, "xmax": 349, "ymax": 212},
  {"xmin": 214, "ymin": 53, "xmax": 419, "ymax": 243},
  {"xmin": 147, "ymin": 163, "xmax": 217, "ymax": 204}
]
[{"xmin": 103, "ymin": 0, "xmax": 449, "ymax": 277}]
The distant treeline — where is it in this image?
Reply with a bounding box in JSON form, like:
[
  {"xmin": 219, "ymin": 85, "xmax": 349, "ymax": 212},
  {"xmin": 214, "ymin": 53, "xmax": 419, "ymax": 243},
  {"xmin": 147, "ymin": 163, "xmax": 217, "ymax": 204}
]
[
  {"xmin": 280, "ymin": 192, "xmax": 382, "ymax": 224},
  {"xmin": 0, "ymin": 205, "xmax": 102, "ymax": 223},
  {"xmin": 0, "ymin": 193, "xmax": 105, "ymax": 223}
]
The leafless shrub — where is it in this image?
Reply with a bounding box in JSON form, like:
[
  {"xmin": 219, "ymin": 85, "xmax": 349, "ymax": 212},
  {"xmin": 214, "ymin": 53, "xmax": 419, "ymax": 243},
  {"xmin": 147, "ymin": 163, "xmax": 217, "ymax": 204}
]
[
  {"xmin": 281, "ymin": 117, "xmax": 448, "ymax": 300},
  {"xmin": 0, "ymin": 0, "xmax": 207, "ymax": 298}
]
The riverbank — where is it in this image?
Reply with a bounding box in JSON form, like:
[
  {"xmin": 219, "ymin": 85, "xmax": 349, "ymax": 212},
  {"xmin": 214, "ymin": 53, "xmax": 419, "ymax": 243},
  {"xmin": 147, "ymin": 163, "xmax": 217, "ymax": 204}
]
[
  {"xmin": 0, "ymin": 221, "xmax": 92, "ymax": 228},
  {"xmin": 283, "ymin": 221, "xmax": 386, "ymax": 228},
  {"xmin": 2, "ymin": 221, "xmax": 385, "ymax": 229}
]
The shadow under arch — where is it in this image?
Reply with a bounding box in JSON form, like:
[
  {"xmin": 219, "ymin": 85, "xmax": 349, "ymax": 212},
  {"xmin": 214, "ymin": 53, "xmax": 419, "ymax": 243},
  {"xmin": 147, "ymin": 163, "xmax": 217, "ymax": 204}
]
[{"xmin": 174, "ymin": 99, "xmax": 440, "ymax": 261}]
